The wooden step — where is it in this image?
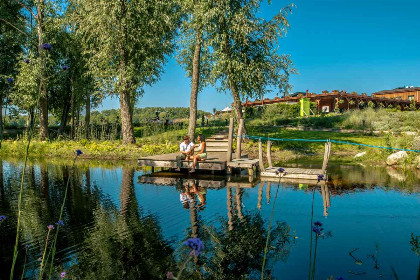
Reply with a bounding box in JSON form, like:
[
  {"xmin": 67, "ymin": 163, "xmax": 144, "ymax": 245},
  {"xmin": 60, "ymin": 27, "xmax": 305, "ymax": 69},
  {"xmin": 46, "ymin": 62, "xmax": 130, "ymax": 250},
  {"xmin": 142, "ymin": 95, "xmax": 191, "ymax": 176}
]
[{"xmin": 206, "ymin": 142, "xmax": 229, "ymax": 147}]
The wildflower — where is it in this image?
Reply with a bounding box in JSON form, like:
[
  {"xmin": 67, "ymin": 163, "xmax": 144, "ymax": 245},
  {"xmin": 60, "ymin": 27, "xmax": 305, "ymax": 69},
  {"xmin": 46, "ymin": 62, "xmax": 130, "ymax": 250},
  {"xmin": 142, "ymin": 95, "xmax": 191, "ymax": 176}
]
[
  {"xmin": 47, "ymin": 225, "xmax": 54, "ymax": 230},
  {"xmin": 275, "ymin": 167, "xmax": 285, "ymax": 175},
  {"xmin": 56, "ymin": 220, "xmax": 64, "ymax": 226},
  {"xmin": 60, "ymin": 271, "xmax": 66, "ymax": 278},
  {"xmin": 0, "ymin": 215, "xmax": 6, "ymax": 221},
  {"xmin": 76, "ymin": 149, "xmax": 83, "ymax": 156},
  {"xmin": 62, "ymin": 65, "xmax": 69, "ymax": 71},
  {"xmin": 166, "ymin": 271, "xmax": 174, "ymax": 279},
  {"xmin": 314, "ymin": 221, "xmax": 322, "ymax": 227},
  {"xmin": 24, "ymin": 58, "xmax": 30, "ymax": 64},
  {"xmin": 317, "ymin": 174, "xmax": 324, "ymax": 182},
  {"xmin": 312, "ymin": 226, "xmax": 321, "ymax": 235},
  {"xmin": 184, "ymin": 237, "xmax": 204, "ymax": 256},
  {"xmin": 7, "ymin": 78, "xmax": 13, "ymax": 83},
  {"xmin": 42, "ymin": 43, "xmax": 52, "ymax": 51}
]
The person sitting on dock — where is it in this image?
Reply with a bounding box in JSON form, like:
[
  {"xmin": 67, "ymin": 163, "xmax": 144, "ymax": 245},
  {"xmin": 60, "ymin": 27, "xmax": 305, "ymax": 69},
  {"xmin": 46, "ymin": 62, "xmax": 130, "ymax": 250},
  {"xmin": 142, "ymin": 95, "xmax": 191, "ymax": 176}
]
[
  {"xmin": 176, "ymin": 135, "xmax": 194, "ymax": 170},
  {"xmin": 189, "ymin": 134, "xmax": 207, "ymax": 173}
]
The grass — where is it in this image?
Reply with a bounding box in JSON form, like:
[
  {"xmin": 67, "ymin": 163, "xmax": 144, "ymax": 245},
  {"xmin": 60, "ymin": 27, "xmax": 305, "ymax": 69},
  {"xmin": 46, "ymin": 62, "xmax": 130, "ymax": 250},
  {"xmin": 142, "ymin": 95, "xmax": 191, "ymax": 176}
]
[{"xmin": 0, "ymin": 126, "xmax": 224, "ymax": 160}]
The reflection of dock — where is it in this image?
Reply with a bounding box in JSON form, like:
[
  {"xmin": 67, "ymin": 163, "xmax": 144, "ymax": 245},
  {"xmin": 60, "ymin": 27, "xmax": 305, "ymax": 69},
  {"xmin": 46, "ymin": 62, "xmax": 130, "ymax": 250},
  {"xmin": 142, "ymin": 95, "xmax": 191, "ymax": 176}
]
[{"xmin": 138, "ymin": 172, "xmax": 258, "ymax": 189}]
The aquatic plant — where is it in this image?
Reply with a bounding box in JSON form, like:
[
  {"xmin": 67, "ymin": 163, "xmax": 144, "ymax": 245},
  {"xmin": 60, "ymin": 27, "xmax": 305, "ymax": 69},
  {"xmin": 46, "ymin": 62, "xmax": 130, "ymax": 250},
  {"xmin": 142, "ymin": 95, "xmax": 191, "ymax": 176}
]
[
  {"xmin": 47, "ymin": 150, "xmax": 82, "ymax": 279},
  {"xmin": 309, "ymin": 220, "xmax": 332, "ymax": 280},
  {"xmin": 39, "ymin": 225, "xmax": 55, "ymax": 279}
]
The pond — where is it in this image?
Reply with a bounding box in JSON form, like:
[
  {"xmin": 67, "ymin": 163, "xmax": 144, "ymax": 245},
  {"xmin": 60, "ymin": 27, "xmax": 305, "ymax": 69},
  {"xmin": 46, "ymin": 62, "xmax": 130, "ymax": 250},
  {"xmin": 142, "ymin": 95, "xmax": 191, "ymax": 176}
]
[{"xmin": 0, "ymin": 159, "xmax": 419, "ymax": 279}]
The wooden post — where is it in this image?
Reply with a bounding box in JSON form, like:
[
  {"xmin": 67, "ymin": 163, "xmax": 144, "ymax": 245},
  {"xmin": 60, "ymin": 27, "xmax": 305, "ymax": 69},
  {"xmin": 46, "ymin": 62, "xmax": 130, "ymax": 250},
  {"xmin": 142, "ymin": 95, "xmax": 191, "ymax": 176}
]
[
  {"xmin": 227, "ymin": 118, "xmax": 234, "ymax": 162},
  {"xmin": 321, "ymin": 140, "xmax": 331, "ymax": 173},
  {"xmin": 235, "ymin": 118, "xmax": 244, "ymax": 159},
  {"xmin": 267, "ymin": 140, "xmax": 273, "ymax": 168},
  {"xmin": 257, "ymin": 183, "xmax": 263, "ymax": 210},
  {"xmin": 258, "ymin": 139, "xmax": 265, "ymax": 172}
]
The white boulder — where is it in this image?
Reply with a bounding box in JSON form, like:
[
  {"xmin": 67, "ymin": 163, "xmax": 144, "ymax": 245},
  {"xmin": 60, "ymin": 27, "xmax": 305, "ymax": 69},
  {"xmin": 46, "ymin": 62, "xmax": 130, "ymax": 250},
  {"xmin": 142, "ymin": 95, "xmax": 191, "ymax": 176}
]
[
  {"xmin": 386, "ymin": 151, "xmax": 408, "ymax": 166},
  {"xmin": 354, "ymin": 152, "xmax": 367, "ymax": 158}
]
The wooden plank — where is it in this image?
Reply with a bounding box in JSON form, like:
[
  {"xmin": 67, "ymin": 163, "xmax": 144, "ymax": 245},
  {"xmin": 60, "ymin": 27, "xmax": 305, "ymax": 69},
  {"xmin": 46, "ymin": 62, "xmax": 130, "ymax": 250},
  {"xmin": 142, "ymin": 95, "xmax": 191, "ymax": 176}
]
[
  {"xmin": 227, "ymin": 117, "xmax": 234, "ymax": 162},
  {"xmin": 138, "ymin": 159, "xmax": 226, "ymax": 170},
  {"xmin": 260, "ymin": 177, "xmax": 326, "ymax": 185},
  {"xmin": 206, "ymin": 142, "xmax": 229, "ymax": 147},
  {"xmin": 138, "ymin": 176, "xmax": 226, "ymax": 189},
  {"xmin": 263, "ymin": 167, "xmax": 323, "ymax": 175},
  {"xmin": 227, "ymin": 159, "xmax": 259, "ymax": 168},
  {"xmin": 236, "ymin": 118, "xmax": 244, "ymax": 159}
]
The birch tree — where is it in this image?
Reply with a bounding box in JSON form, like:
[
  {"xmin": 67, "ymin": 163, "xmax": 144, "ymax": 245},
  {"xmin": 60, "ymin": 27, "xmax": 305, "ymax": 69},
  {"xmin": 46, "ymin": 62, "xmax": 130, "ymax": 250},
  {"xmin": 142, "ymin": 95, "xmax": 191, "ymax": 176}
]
[
  {"xmin": 209, "ymin": 0, "xmax": 296, "ymax": 131},
  {"xmin": 71, "ymin": 0, "xmax": 180, "ymax": 144},
  {"xmin": 177, "ymin": 0, "xmax": 213, "ymax": 140}
]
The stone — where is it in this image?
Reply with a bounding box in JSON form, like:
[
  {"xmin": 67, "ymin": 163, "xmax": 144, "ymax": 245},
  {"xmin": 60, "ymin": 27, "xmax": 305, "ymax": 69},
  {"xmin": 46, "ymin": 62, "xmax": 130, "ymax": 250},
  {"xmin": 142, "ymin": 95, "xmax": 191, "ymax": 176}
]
[
  {"xmin": 354, "ymin": 151, "xmax": 367, "ymax": 158},
  {"xmin": 386, "ymin": 151, "xmax": 408, "ymax": 166}
]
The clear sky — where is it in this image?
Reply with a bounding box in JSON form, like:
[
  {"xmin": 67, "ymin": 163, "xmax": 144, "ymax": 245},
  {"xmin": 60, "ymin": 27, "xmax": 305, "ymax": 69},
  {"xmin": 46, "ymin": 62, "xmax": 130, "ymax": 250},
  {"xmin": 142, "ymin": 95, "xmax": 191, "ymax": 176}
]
[{"xmin": 98, "ymin": 0, "xmax": 420, "ymax": 112}]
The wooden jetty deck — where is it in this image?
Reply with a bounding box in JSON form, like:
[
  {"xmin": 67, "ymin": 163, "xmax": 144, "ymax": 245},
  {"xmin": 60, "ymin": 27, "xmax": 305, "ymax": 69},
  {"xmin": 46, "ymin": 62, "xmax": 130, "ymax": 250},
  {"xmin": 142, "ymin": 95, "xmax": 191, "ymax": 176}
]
[
  {"xmin": 259, "ymin": 140, "xmax": 331, "ymax": 181},
  {"xmin": 138, "ymin": 118, "xmax": 260, "ymax": 175}
]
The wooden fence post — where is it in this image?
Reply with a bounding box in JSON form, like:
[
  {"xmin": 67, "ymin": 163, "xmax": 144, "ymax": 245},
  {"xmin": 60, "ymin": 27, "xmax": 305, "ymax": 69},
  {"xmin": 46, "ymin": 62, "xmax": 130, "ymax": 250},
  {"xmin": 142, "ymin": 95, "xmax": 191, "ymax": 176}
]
[
  {"xmin": 235, "ymin": 118, "xmax": 244, "ymax": 159},
  {"xmin": 267, "ymin": 140, "xmax": 272, "ymax": 168},
  {"xmin": 321, "ymin": 140, "xmax": 332, "ymax": 173},
  {"xmin": 227, "ymin": 117, "xmax": 234, "ymax": 162},
  {"xmin": 258, "ymin": 139, "xmax": 265, "ymax": 172}
]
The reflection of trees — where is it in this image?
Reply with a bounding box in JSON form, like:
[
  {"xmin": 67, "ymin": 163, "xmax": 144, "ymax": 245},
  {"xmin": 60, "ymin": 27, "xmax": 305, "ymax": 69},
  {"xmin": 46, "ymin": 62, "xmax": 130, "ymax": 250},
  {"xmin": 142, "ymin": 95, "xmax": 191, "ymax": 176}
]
[
  {"xmin": 70, "ymin": 167, "xmax": 174, "ymax": 279},
  {"xmin": 201, "ymin": 212, "xmax": 292, "ymax": 280},
  {"xmin": 179, "ymin": 186, "xmax": 293, "ymax": 280}
]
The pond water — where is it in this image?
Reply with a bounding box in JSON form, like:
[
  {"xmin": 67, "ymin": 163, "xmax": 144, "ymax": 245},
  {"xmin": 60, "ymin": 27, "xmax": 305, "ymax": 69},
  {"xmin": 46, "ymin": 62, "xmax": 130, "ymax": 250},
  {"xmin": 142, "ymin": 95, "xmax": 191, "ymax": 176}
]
[{"xmin": 0, "ymin": 160, "xmax": 419, "ymax": 280}]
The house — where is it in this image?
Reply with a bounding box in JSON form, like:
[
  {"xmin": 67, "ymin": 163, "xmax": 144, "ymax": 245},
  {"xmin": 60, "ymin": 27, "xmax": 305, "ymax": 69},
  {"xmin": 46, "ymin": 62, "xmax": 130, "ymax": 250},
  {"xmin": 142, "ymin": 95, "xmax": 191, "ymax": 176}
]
[{"xmin": 372, "ymin": 86, "xmax": 420, "ymax": 102}]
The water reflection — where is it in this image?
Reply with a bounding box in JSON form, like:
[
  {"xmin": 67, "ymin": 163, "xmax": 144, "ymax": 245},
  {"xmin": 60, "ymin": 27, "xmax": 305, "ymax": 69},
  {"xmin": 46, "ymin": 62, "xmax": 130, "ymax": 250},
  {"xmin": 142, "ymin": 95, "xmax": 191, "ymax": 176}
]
[{"xmin": 0, "ymin": 160, "xmax": 418, "ymax": 279}]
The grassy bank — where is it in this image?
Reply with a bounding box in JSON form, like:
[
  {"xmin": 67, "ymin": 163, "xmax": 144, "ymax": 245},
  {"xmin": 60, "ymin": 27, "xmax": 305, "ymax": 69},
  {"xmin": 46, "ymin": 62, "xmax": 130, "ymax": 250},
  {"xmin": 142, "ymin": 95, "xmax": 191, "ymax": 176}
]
[
  {"xmin": 0, "ymin": 126, "xmax": 224, "ymax": 160},
  {"xmin": 245, "ymin": 126, "xmax": 420, "ymax": 167}
]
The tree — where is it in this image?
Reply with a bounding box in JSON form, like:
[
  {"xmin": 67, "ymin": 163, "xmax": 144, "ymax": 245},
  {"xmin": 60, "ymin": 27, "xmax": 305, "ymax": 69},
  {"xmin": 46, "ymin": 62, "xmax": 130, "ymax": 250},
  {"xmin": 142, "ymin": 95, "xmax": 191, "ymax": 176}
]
[
  {"xmin": 208, "ymin": 0, "xmax": 296, "ymax": 132},
  {"xmin": 177, "ymin": 0, "xmax": 213, "ymax": 140},
  {"xmin": 0, "ymin": 0, "xmax": 25, "ymax": 144},
  {"xmin": 71, "ymin": 0, "xmax": 181, "ymax": 144}
]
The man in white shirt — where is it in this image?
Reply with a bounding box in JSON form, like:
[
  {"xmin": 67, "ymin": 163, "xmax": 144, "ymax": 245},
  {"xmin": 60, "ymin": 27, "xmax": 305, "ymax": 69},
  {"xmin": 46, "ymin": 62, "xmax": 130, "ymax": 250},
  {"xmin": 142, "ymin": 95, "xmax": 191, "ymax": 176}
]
[{"xmin": 176, "ymin": 135, "xmax": 194, "ymax": 170}]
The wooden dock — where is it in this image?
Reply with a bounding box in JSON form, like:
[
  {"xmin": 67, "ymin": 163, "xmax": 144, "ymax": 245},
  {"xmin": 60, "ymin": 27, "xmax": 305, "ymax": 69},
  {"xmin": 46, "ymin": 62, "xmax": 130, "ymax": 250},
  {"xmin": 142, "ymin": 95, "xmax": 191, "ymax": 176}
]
[
  {"xmin": 138, "ymin": 117, "xmax": 260, "ymax": 175},
  {"xmin": 259, "ymin": 140, "xmax": 331, "ymax": 182}
]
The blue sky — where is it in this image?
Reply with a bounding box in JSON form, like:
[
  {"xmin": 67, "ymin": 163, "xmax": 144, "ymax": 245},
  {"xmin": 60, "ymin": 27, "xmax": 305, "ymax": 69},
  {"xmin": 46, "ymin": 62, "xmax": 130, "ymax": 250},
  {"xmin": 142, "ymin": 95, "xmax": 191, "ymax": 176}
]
[{"xmin": 98, "ymin": 0, "xmax": 420, "ymax": 112}]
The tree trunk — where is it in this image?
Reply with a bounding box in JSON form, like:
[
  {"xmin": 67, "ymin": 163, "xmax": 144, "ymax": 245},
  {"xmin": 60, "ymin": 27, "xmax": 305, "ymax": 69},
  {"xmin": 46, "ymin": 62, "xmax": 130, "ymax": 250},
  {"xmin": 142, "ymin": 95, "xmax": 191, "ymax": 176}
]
[
  {"xmin": 85, "ymin": 93, "xmax": 90, "ymax": 139},
  {"xmin": 70, "ymin": 83, "xmax": 74, "ymax": 139},
  {"xmin": 229, "ymin": 79, "xmax": 247, "ymax": 134},
  {"xmin": 187, "ymin": 30, "xmax": 202, "ymax": 140},
  {"xmin": 120, "ymin": 88, "xmax": 135, "ymax": 144},
  {"xmin": 58, "ymin": 102, "xmax": 70, "ymax": 136},
  {"xmin": 37, "ymin": 0, "xmax": 48, "ymax": 141}
]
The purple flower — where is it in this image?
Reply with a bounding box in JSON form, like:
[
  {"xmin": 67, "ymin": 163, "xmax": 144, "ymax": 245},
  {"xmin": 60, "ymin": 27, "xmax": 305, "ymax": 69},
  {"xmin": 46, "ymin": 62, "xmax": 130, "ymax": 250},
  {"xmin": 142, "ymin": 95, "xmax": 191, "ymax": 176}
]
[
  {"xmin": 24, "ymin": 58, "xmax": 30, "ymax": 64},
  {"xmin": 47, "ymin": 225, "xmax": 54, "ymax": 230},
  {"xmin": 56, "ymin": 220, "xmax": 64, "ymax": 226},
  {"xmin": 312, "ymin": 226, "xmax": 321, "ymax": 235},
  {"xmin": 314, "ymin": 221, "xmax": 322, "ymax": 227},
  {"xmin": 62, "ymin": 65, "xmax": 69, "ymax": 71},
  {"xmin": 42, "ymin": 43, "xmax": 52, "ymax": 51},
  {"xmin": 60, "ymin": 271, "xmax": 66, "ymax": 278},
  {"xmin": 76, "ymin": 149, "xmax": 83, "ymax": 156},
  {"xmin": 275, "ymin": 167, "xmax": 285, "ymax": 175},
  {"xmin": 184, "ymin": 237, "xmax": 204, "ymax": 256},
  {"xmin": 317, "ymin": 174, "xmax": 324, "ymax": 182},
  {"xmin": 0, "ymin": 215, "xmax": 6, "ymax": 221},
  {"xmin": 7, "ymin": 78, "xmax": 13, "ymax": 83},
  {"xmin": 166, "ymin": 272, "xmax": 174, "ymax": 279}
]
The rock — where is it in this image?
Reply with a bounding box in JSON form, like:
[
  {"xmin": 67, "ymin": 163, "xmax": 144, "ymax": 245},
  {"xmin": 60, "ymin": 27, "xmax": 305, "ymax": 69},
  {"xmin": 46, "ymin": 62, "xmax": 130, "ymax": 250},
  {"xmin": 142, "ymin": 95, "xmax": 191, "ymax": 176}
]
[
  {"xmin": 386, "ymin": 167, "xmax": 406, "ymax": 182},
  {"xmin": 386, "ymin": 151, "xmax": 408, "ymax": 166},
  {"xmin": 354, "ymin": 151, "xmax": 367, "ymax": 158}
]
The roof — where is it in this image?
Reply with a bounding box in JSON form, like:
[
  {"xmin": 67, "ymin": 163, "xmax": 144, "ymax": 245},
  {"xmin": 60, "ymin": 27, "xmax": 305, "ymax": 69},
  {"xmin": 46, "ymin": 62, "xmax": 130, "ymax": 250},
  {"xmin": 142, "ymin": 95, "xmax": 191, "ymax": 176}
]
[
  {"xmin": 372, "ymin": 87, "xmax": 420, "ymax": 95},
  {"xmin": 221, "ymin": 106, "xmax": 233, "ymax": 112}
]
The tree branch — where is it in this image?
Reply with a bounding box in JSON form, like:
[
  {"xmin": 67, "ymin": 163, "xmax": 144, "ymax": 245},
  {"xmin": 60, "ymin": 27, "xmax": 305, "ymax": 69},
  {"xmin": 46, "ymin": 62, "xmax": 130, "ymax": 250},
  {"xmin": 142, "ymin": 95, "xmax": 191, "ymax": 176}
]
[
  {"xmin": 12, "ymin": 0, "xmax": 38, "ymax": 21},
  {"xmin": 0, "ymin": 18, "xmax": 29, "ymax": 37}
]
